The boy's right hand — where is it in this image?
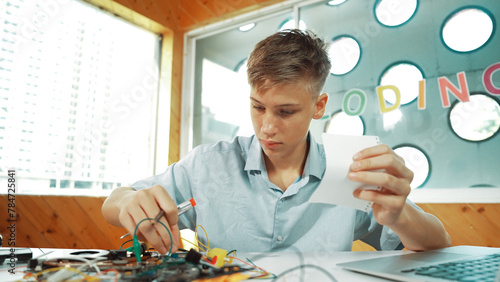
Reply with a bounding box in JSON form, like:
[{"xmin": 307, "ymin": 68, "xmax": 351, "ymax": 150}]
[{"xmin": 103, "ymin": 185, "xmax": 180, "ymax": 254}]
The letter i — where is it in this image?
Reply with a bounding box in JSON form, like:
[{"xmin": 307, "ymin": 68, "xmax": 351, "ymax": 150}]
[{"xmin": 418, "ymin": 79, "xmax": 426, "ymax": 110}]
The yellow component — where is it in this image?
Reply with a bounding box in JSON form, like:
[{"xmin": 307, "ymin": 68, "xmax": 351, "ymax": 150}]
[
  {"xmin": 181, "ymin": 228, "xmax": 199, "ymax": 251},
  {"xmin": 206, "ymin": 248, "xmax": 228, "ymax": 268}
]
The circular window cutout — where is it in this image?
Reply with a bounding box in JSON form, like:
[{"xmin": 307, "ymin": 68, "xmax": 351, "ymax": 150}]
[
  {"xmin": 394, "ymin": 145, "xmax": 429, "ymax": 189},
  {"xmin": 279, "ymin": 19, "xmax": 307, "ymax": 31},
  {"xmin": 380, "ymin": 62, "xmax": 423, "ymax": 105},
  {"xmin": 238, "ymin": 23, "xmax": 255, "ymax": 32},
  {"xmin": 449, "ymin": 94, "xmax": 500, "ymax": 141},
  {"xmin": 328, "ymin": 36, "xmax": 361, "ymax": 75},
  {"xmin": 375, "ymin": 0, "xmax": 418, "ymax": 27},
  {"xmin": 325, "ymin": 111, "xmax": 364, "ymax": 136},
  {"xmin": 327, "ymin": 0, "xmax": 347, "ymax": 6},
  {"xmin": 442, "ymin": 7, "xmax": 494, "ymax": 52}
]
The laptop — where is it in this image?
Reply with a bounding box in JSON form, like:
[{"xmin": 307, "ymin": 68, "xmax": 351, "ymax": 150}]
[{"xmin": 337, "ymin": 245, "xmax": 500, "ymax": 281}]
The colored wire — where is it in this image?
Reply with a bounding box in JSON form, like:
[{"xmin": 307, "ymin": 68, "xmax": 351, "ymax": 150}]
[
  {"xmin": 185, "ymin": 227, "xmax": 273, "ymax": 278},
  {"xmin": 134, "ymin": 217, "xmax": 173, "ymax": 258},
  {"xmin": 180, "ymin": 237, "xmax": 200, "ymax": 250},
  {"xmin": 43, "ymin": 256, "xmax": 105, "ymax": 273},
  {"xmin": 194, "ymin": 224, "xmax": 211, "ymax": 252},
  {"xmin": 120, "ymin": 239, "xmax": 133, "ymax": 249},
  {"xmin": 31, "ymin": 266, "xmax": 97, "ymax": 281},
  {"xmin": 18, "ymin": 256, "xmax": 105, "ymax": 282},
  {"xmin": 271, "ymin": 264, "xmax": 337, "ymax": 282},
  {"xmin": 19, "ymin": 272, "xmax": 38, "ymax": 282},
  {"xmin": 231, "ymin": 256, "xmax": 275, "ymax": 279}
]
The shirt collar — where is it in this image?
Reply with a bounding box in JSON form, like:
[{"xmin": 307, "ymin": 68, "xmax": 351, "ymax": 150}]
[
  {"xmin": 304, "ymin": 133, "xmax": 325, "ymax": 180},
  {"xmin": 244, "ymin": 133, "xmax": 325, "ymax": 180},
  {"xmin": 244, "ymin": 135, "xmax": 263, "ymax": 172}
]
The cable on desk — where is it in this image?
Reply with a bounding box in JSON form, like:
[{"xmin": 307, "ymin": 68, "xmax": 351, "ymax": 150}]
[
  {"xmin": 28, "ymin": 266, "xmax": 96, "ymax": 282},
  {"xmin": 119, "ymin": 239, "xmax": 133, "ymax": 250},
  {"xmin": 43, "ymin": 256, "xmax": 105, "ymax": 274},
  {"xmin": 194, "ymin": 224, "xmax": 210, "ymax": 252},
  {"xmin": 271, "ymin": 264, "xmax": 337, "ymax": 282},
  {"xmin": 181, "ymin": 227, "xmax": 274, "ymax": 278},
  {"xmin": 230, "ymin": 256, "xmax": 276, "ymax": 279}
]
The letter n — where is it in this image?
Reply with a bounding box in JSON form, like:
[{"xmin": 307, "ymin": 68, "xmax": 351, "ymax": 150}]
[{"xmin": 438, "ymin": 71, "xmax": 470, "ymax": 108}]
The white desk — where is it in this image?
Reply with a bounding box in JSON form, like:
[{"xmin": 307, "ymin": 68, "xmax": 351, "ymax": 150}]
[
  {"xmin": 1, "ymin": 248, "xmax": 408, "ymax": 281},
  {"xmin": 242, "ymin": 250, "xmax": 410, "ymax": 281}
]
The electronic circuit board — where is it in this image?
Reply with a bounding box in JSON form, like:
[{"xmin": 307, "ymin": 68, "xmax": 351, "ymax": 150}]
[{"xmin": 24, "ymin": 248, "xmax": 250, "ymax": 281}]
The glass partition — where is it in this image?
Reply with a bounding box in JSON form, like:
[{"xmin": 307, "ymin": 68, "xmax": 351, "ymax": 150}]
[{"xmin": 184, "ymin": 0, "xmax": 500, "ymax": 191}]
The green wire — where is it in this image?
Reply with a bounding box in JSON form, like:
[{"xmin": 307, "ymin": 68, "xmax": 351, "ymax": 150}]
[{"xmin": 133, "ymin": 217, "xmax": 173, "ymax": 262}]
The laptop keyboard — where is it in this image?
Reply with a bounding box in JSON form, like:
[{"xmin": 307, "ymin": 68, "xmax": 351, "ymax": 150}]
[{"xmin": 402, "ymin": 253, "xmax": 500, "ymax": 281}]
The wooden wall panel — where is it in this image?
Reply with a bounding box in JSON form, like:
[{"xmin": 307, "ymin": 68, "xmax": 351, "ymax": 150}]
[
  {"xmin": 0, "ymin": 195, "xmax": 127, "ymax": 249},
  {"xmin": 111, "ymin": 0, "xmax": 181, "ymax": 31},
  {"xmin": 1, "ymin": 195, "xmax": 499, "ymax": 251},
  {"xmin": 110, "ymin": 0, "xmax": 288, "ymax": 32},
  {"xmin": 418, "ymin": 203, "xmax": 500, "ymax": 248},
  {"xmin": 177, "ymin": 0, "xmax": 287, "ymax": 30},
  {"xmin": 180, "ymin": 0, "xmax": 215, "ymax": 24}
]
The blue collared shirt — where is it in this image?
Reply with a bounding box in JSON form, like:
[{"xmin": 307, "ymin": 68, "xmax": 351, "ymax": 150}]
[{"xmin": 131, "ymin": 135, "xmax": 402, "ymax": 253}]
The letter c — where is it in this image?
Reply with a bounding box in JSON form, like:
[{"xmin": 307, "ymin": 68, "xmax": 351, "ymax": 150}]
[{"xmin": 483, "ymin": 62, "xmax": 500, "ymax": 95}]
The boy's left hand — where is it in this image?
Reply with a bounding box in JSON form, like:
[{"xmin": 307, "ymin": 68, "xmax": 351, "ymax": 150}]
[{"xmin": 349, "ymin": 144, "xmax": 414, "ymax": 226}]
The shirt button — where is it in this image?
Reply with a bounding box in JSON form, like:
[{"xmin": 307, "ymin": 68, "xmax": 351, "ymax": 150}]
[{"xmin": 277, "ymin": 235, "xmax": 283, "ymax": 242}]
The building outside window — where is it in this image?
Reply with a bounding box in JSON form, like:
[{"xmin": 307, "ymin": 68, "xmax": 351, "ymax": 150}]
[{"xmin": 0, "ymin": 0, "xmax": 162, "ymax": 195}]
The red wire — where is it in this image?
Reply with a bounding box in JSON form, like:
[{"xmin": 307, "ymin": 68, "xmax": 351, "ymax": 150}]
[{"xmin": 230, "ymin": 256, "xmax": 271, "ymax": 278}]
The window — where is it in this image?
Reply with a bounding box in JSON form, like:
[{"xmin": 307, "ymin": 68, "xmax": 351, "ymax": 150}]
[
  {"xmin": 449, "ymin": 94, "xmax": 500, "ymax": 141},
  {"xmin": 393, "ymin": 145, "xmax": 430, "ymax": 189},
  {"xmin": 189, "ymin": 9, "xmax": 294, "ymax": 148},
  {"xmin": 200, "ymin": 58, "xmax": 253, "ymax": 143},
  {"xmin": 379, "ymin": 62, "xmax": 423, "ymax": 105},
  {"xmin": 442, "ymin": 7, "xmax": 494, "ymax": 52},
  {"xmin": 327, "ymin": 0, "xmax": 347, "ymax": 6},
  {"xmin": 328, "ymin": 36, "xmax": 361, "ymax": 75},
  {"xmin": 0, "ymin": 0, "xmax": 162, "ymax": 195},
  {"xmin": 239, "ymin": 23, "xmax": 256, "ymax": 32},
  {"xmin": 375, "ymin": 0, "xmax": 418, "ymax": 27},
  {"xmin": 279, "ymin": 19, "xmax": 307, "ymax": 31},
  {"xmin": 325, "ymin": 111, "xmax": 364, "ymax": 136}
]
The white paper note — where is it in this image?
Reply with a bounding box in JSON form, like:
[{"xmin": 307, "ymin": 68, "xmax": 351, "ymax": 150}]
[{"xmin": 309, "ymin": 133, "xmax": 381, "ymax": 212}]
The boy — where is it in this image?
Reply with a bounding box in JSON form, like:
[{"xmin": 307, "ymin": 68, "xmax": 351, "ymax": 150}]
[{"xmin": 102, "ymin": 29, "xmax": 451, "ymax": 254}]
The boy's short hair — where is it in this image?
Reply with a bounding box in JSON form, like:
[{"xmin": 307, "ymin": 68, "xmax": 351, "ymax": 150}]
[{"xmin": 247, "ymin": 29, "xmax": 331, "ymax": 96}]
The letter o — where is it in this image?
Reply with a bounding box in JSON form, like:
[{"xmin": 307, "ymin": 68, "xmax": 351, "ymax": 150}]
[{"xmin": 342, "ymin": 89, "xmax": 367, "ymax": 116}]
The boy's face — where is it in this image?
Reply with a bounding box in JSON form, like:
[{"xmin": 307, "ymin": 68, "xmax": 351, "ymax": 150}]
[{"xmin": 250, "ymin": 81, "xmax": 327, "ymax": 161}]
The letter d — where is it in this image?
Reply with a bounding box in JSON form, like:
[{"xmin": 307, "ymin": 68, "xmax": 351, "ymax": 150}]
[{"xmin": 376, "ymin": 85, "xmax": 401, "ymax": 114}]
